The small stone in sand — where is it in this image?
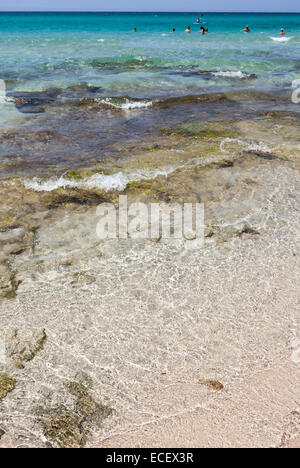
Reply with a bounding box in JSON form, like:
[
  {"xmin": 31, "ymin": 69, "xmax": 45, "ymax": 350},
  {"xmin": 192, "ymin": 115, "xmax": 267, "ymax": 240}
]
[{"xmin": 198, "ymin": 379, "xmax": 224, "ymax": 392}]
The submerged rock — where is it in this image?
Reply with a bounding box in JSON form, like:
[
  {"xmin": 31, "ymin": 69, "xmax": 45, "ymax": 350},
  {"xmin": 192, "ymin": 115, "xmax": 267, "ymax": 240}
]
[
  {"xmin": 0, "ymin": 372, "xmax": 16, "ymax": 400},
  {"xmin": 65, "ymin": 379, "xmax": 114, "ymax": 426},
  {"xmin": 0, "ymin": 265, "xmax": 20, "ymax": 300},
  {"xmin": 34, "ymin": 373, "xmax": 114, "ymax": 448},
  {"xmin": 11, "ymin": 88, "xmax": 61, "ymax": 111},
  {"xmin": 198, "ymin": 379, "xmax": 224, "ymax": 392},
  {"xmin": 47, "ymin": 188, "xmax": 114, "ymax": 208},
  {"xmin": 72, "ymin": 271, "xmax": 96, "ymax": 284},
  {"xmin": 36, "ymin": 405, "xmax": 87, "ymax": 449},
  {"xmin": 0, "ymin": 428, "xmax": 5, "ymax": 439},
  {"xmin": 5, "ymin": 329, "xmax": 47, "ymax": 369}
]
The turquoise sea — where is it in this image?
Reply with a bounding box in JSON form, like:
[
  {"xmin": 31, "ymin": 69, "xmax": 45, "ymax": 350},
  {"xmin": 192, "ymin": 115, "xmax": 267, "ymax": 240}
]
[
  {"xmin": 0, "ymin": 12, "xmax": 300, "ymax": 175},
  {"xmin": 1, "ymin": 12, "xmax": 300, "ymax": 95}
]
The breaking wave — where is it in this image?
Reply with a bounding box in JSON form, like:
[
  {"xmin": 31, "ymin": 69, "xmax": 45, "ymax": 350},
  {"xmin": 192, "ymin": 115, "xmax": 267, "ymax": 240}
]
[
  {"xmin": 220, "ymin": 138, "xmax": 273, "ymax": 154},
  {"xmin": 212, "ymin": 71, "xmax": 255, "ymax": 79},
  {"xmin": 24, "ymin": 151, "xmax": 234, "ymax": 193},
  {"xmin": 270, "ymin": 36, "xmax": 292, "ymax": 43},
  {"xmin": 98, "ymin": 97, "xmax": 153, "ymax": 110},
  {"xmin": 24, "ymin": 167, "xmax": 174, "ymax": 192}
]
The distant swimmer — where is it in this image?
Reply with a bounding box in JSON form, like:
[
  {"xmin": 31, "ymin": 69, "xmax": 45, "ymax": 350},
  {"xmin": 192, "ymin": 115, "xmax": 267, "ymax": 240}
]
[
  {"xmin": 244, "ymin": 25, "xmax": 250, "ymax": 33},
  {"xmin": 172, "ymin": 28, "xmax": 176, "ymax": 32},
  {"xmin": 280, "ymin": 28, "xmax": 285, "ymax": 35},
  {"xmin": 200, "ymin": 26, "xmax": 206, "ymax": 35},
  {"xmin": 185, "ymin": 26, "xmax": 191, "ymax": 33},
  {"xmin": 132, "ymin": 27, "xmax": 137, "ymax": 32}
]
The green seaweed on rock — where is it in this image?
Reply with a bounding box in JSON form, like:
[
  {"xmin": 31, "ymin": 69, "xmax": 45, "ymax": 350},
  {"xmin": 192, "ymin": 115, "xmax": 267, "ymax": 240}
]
[
  {"xmin": 34, "ymin": 373, "xmax": 114, "ymax": 448},
  {"xmin": 0, "ymin": 373, "xmax": 16, "ymax": 400},
  {"xmin": 36, "ymin": 404, "xmax": 87, "ymax": 449},
  {"xmin": 65, "ymin": 379, "xmax": 114, "ymax": 426}
]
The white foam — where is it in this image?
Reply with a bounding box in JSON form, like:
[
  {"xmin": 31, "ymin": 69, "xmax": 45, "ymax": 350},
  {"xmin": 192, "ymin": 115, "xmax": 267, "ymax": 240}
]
[
  {"xmin": 99, "ymin": 98, "xmax": 153, "ymax": 110},
  {"xmin": 220, "ymin": 138, "xmax": 273, "ymax": 154},
  {"xmin": 24, "ymin": 167, "xmax": 174, "ymax": 193},
  {"xmin": 270, "ymin": 36, "xmax": 292, "ymax": 42},
  {"xmin": 97, "ymin": 39, "xmax": 105, "ymax": 42},
  {"xmin": 213, "ymin": 71, "xmax": 251, "ymax": 79}
]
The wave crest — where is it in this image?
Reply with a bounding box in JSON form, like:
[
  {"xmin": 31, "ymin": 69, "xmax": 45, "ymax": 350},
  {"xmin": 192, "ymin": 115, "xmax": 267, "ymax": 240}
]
[
  {"xmin": 24, "ymin": 168, "xmax": 173, "ymax": 193},
  {"xmin": 98, "ymin": 97, "xmax": 153, "ymax": 110},
  {"xmin": 270, "ymin": 36, "xmax": 292, "ymax": 42},
  {"xmin": 213, "ymin": 71, "xmax": 255, "ymax": 79},
  {"xmin": 220, "ymin": 138, "xmax": 273, "ymax": 154}
]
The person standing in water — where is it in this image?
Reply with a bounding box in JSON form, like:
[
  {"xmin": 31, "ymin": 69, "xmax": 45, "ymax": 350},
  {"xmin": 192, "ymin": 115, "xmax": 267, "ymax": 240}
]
[
  {"xmin": 244, "ymin": 25, "xmax": 250, "ymax": 33},
  {"xmin": 280, "ymin": 28, "xmax": 285, "ymax": 35},
  {"xmin": 185, "ymin": 26, "xmax": 191, "ymax": 33},
  {"xmin": 132, "ymin": 27, "xmax": 137, "ymax": 32}
]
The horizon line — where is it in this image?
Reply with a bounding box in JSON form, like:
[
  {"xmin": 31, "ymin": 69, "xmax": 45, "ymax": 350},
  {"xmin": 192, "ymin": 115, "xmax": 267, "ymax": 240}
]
[{"xmin": 0, "ymin": 10, "xmax": 300, "ymax": 14}]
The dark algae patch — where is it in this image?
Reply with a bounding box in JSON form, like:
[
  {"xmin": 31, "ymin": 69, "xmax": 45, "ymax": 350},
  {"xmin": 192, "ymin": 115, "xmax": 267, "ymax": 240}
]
[
  {"xmin": 35, "ymin": 373, "xmax": 114, "ymax": 448},
  {"xmin": 65, "ymin": 380, "xmax": 114, "ymax": 426},
  {"xmin": 0, "ymin": 373, "xmax": 16, "ymax": 400},
  {"xmin": 36, "ymin": 404, "xmax": 87, "ymax": 448},
  {"xmin": 47, "ymin": 188, "xmax": 116, "ymax": 209}
]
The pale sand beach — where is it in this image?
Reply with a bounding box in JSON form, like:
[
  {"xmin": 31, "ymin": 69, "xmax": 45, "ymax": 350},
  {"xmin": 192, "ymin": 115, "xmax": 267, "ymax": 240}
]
[
  {"xmin": 102, "ymin": 361, "xmax": 300, "ymax": 448},
  {"xmin": 0, "ymin": 112, "xmax": 299, "ymax": 448}
]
